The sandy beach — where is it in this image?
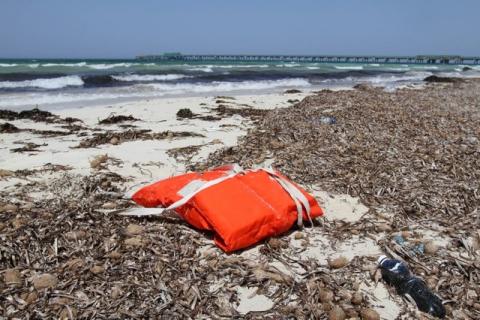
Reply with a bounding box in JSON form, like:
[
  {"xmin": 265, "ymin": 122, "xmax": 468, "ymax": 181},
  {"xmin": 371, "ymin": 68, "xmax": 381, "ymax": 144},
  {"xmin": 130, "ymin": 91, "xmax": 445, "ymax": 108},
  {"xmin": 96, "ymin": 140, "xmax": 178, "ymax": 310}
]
[{"xmin": 1, "ymin": 80, "xmax": 479, "ymax": 319}]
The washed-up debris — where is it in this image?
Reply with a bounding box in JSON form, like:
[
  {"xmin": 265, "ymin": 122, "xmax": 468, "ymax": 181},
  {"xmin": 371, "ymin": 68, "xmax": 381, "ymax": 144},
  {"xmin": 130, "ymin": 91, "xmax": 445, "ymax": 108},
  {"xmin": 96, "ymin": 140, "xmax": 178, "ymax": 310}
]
[
  {"xmin": 29, "ymin": 128, "xmax": 72, "ymax": 137},
  {"xmin": 65, "ymin": 117, "xmax": 82, "ymax": 123},
  {"xmin": 319, "ymin": 116, "xmax": 337, "ymax": 125},
  {"xmin": 213, "ymin": 104, "xmax": 268, "ymax": 120},
  {"xmin": 11, "ymin": 163, "xmax": 72, "ymax": 178},
  {"xmin": 196, "ymin": 115, "xmax": 222, "ymax": 121},
  {"xmin": 328, "ymin": 256, "xmax": 349, "ymax": 269},
  {"xmin": 360, "ymin": 308, "xmax": 380, "ymax": 320},
  {"xmin": 0, "ymin": 109, "xmax": 20, "ymax": 121},
  {"xmin": 0, "ymin": 169, "xmax": 14, "ymax": 178},
  {"xmin": 32, "ymin": 273, "xmax": 58, "ymax": 290},
  {"xmin": 0, "ymin": 108, "xmax": 83, "ymax": 124},
  {"xmin": 127, "ymin": 165, "xmax": 323, "ymax": 252},
  {"xmin": 284, "ymin": 89, "xmax": 302, "ymax": 94},
  {"xmin": 176, "ymin": 108, "xmax": 196, "ymax": 119},
  {"xmin": 59, "ymin": 123, "xmax": 89, "ymax": 131},
  {"xmin": 0, "ymin": 108, "xmax": 57, "ymax": 123},
  {"xmin": 90, "ymin": 154, "xmax": 109, "ymax": 170},
  {"xmin": 215, "ymin": 96, "xmax": 235, "ymax": 100},
  {"xmin": 166, "ymin": 145, "xmax": 204, "ymax": 163},
  {"xmin": 11, "ymin": 142, "xmax": 47, "ymax": 153},
  {"xmin": 424, "ymin": 75, "xmax": 464, "ymax": 83},
  {"xmin": 99, "ymin": 114, "xmax": 139, "ymax": 124},
  {"xmin": 0, "ymin": 122, "xmax": 20, "ymax": 133},
  {"xmin": 378, "ymin": 256, "xmax": 446, "ymax": 318},
  {"xmin": 0, "ymin": 122, "xmax": 72, "ymax": 136},
  {"xmin": 197, "ymin": 79, "xmax": 480, "ymax": 317},
  {"xmin": 353, "ymin": 83, "xmax": 375, "ymax": 91},
  {"xmin": 75, "ymin": 129, "xmax": 204, "ymax": 148}
]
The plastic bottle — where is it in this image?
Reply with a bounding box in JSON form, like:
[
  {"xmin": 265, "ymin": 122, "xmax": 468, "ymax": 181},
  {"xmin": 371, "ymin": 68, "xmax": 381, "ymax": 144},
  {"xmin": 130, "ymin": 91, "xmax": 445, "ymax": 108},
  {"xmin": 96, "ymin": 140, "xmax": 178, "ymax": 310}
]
[{"xmin": 377, "ymin": 255, "xmax": 446, "ymax": 318}]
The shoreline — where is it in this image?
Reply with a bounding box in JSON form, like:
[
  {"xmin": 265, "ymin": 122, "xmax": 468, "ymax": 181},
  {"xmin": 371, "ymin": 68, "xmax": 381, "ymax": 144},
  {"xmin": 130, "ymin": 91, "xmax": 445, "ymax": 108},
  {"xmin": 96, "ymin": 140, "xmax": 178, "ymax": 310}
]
[{"xmin": 1, "ymin": 80, "xmax": 479, "ymax": 318}]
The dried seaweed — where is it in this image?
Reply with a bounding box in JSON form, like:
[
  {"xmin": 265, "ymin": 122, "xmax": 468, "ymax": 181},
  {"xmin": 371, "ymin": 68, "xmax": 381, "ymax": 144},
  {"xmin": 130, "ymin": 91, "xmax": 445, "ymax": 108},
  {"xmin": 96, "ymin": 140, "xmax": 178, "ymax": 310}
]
[
  {"xmin": 98, "ymin": 114, "xmax": 139, "ymax": 125},
  {"xmin": 11, "ymin": 142, "xmax": 47, "ymax": 153},
  {"xmin": 284, "ymin": 89, "xmax": 302, "ymax": 94},
  {"xmin": 167, "ymin": 145, "xmax": 204, "ymax": 163},
  {"xmin": 0, "ymin": 108, "xmax": 83, "ymax": 124},
  {"xmin": 213, "ymin": 105, "xmax": 268, "ymax": 120},
  {"xmin": 0, "ymin": 122, "xmax": 20, "ymax": 133},
  {"xmin": 176, "ymin": 108, "xmax": 196, "ymax": 119},
  {"xmin": 75, "ymin": 129, "xmax": 205, "ymax": 148},
  {"xmin": 197, "ymin": 79, "xmax": 480, "ymax": 317}
]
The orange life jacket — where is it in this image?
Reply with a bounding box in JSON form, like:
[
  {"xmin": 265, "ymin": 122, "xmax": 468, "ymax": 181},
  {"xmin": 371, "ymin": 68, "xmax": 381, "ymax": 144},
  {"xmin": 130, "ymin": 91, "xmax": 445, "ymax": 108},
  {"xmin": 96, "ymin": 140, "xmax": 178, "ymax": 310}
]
[{"xmin": 128, "ymin": 165, "xmax": 323, "ymax": 252}]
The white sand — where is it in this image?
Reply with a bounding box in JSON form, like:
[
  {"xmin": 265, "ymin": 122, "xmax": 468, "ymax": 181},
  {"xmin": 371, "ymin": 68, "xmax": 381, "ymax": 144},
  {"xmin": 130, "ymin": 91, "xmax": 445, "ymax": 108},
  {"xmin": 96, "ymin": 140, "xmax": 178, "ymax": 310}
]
[
  {"xmin": 0, "ymin": 92, "xmax": 307, "ymax": 192},
  {"xmin": 235, "ymin": 287, "xmax": 274, "ymax": 314}
]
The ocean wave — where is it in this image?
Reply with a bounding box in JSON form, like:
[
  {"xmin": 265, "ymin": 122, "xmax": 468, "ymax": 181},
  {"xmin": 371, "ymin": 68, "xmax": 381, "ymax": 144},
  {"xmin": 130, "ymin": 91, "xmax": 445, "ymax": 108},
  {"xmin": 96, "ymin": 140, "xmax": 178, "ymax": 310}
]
[
  {"xmin": 307, "ymin": 66, "xmax": 320, "ymax": 70},
  {"xmin": 0, "ymin": 78, "xmax": 312, "ymax": 108},
  {"xmin": 187, "ymin": 67, "xmax": 214, "ymax": 73},
  {"xmin": 0, "ymin": 92, "xmax": 146, "ymax": 107},
  {"xmin": 412, "ymin": 65, "xmax": 439, "ymax": 70},
  {"xmin": 368, "ymin": 64, "xmax": 381, "ymax": 67},
  {"xmin": 147, "ymin": 78, "xmax": 311, "ymax": 94},
  {"xmin": 276, "ymin": 63, "xmax": 301, "ymax": 68},
  {"xmin": 334, "ymin": 65, "xmax": 364, "ymax": 70},
  {"xmin": 318, "ymin": 71, "xmax": 432, "ymax": 86},
  {"xmin": 0, "ymin": 75, "xmax": 84, "ymax": 89},
  {"xmin": 215, "ymin": 64, "xmax": 269, "ymax": 69},
  {"xmin": 112, "ymin": 74, "xmax": 190, "ymax": 82},
  {"xmin": 365, "ymin": 71, "xmax": 432, "ymax": 84},
  {"xmin": 87, "ymin": 63, "xmax": 134, "ymax": 70},
  {"xmin": 0, "ymin": 63, "xmax": 18, "ymax": 67},
  {"xmin": 386, "ymin": 67, "xmax": 410, "ymax": 71},
  {"xmin": 41, "ymin": 62, "xmax": 87, "ymax": 67}
]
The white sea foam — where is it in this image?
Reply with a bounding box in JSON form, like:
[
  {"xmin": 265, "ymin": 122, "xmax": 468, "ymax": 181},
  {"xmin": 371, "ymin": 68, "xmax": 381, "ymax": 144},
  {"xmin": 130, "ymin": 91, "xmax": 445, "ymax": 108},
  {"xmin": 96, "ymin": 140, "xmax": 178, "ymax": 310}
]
[
  {"xmin": 369, "ymin": 64, "xmax": 381, "ymax": 67},
  {"xmin": 112, "ymin": 74, "xmax": 190, "ymax": 82},
  {"xmin": 41, "ymin": 62, "xmax": 87, "ymax": 67},
  {"xmin": 318, "ymin": 71, "xmax": 432, "ymax": 87},
  {"xmin": 307, "ymin": 66, "xmax": 320, "ymax": 70},
  {"xmin": 276, "ymin": 63, "xmax": 301, "ymax": 68},
  {"xmin": 413, "ymin": 65, "xmax": 439, "ymax": 70},
  {"xmin": 334, "ymin": 65, "xmax": 364, "ymax": 70},
  {"xmin": 215, "ymin": 64, "xmax": 269, "ymax": 69},
  {"xmin": 0, "ymin": 75, "xmax": 84, "ymax": 89},
  {"xmin": 0, "ymin": 78, "xmax": 311, "ymax": 108},
  {"xmin": 0, "ymin": 63, "xmax": 18, "ymax": 67},
  {"xmin": 386, "ymin": 67, "xmax": 411, "ymax": 71},
  {"xmin": 87, "ymin": 63, "xmax": 134, "ymax": 70},
  {"xmin": 147, "ymin": 78, "xmax": 311, "ymax": 94},
  {"xmin": 187, "ymin": 67, "xmax": 214, "ymax": 72},
  {"xmin": 28, "ymin": 64, "xmax": 40, "ymax": 68},
  {"xmin": 365, "ymin": 71, "xmax": 432, "ymax": 84}
]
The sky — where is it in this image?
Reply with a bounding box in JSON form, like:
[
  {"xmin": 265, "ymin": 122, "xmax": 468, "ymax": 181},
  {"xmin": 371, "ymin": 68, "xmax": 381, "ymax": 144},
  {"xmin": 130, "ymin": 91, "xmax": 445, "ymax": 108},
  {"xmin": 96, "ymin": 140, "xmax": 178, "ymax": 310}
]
[{"xmin": 0, "ymin": 0, "xmax": 479, "ymax": 59}]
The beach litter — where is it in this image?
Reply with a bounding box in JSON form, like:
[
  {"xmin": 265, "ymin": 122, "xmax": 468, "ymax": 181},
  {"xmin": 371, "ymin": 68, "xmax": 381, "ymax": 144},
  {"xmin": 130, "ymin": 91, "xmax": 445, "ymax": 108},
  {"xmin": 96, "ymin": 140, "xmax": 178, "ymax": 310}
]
[
  {"xmin": 378, "ymin": 255, "xmax": 446, "ymax": 318},
  {"xmin": 122, "ymin": 164, "xmax": 324, "ymax": 252}
]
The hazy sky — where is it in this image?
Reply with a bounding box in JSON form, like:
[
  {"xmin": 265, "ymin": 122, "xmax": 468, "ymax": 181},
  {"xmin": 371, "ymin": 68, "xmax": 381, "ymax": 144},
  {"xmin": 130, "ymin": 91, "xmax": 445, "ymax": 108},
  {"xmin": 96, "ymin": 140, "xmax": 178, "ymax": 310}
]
[{"xmin": 1, "ymin": 0, "xmax": 479, "ymax": 59}]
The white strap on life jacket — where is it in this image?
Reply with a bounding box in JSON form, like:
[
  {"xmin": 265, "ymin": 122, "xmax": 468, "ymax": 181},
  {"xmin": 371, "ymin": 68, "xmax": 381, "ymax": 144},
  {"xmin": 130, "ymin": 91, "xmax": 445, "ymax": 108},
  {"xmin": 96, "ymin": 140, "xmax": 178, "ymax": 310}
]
[{"xmin": 120, "ymin": 165, "xmax": 312, "ymax": 227}]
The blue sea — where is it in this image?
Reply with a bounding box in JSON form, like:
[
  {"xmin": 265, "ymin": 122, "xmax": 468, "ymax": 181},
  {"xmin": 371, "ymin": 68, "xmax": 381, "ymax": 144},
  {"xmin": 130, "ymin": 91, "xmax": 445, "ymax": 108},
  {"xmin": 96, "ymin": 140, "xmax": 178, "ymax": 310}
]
[{"xmin": 0, "ymin": 59, "xmax": 478, "ymax": 109}]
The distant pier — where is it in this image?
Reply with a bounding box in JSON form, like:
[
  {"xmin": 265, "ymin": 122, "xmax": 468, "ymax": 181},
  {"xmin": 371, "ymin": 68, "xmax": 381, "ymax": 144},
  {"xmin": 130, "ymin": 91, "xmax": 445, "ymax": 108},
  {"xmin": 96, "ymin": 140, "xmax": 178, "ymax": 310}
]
[{"xmin": 137, "ymin": 53, "xmax": 480, "ymax": 65}]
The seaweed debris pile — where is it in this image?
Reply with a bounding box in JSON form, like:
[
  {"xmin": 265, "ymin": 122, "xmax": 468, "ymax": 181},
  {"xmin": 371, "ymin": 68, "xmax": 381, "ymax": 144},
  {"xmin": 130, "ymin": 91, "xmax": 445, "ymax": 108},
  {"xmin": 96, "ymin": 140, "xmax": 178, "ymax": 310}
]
[{"xmin": 198, "ymin": 80, "xmax": 480, "ymax": 318}]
